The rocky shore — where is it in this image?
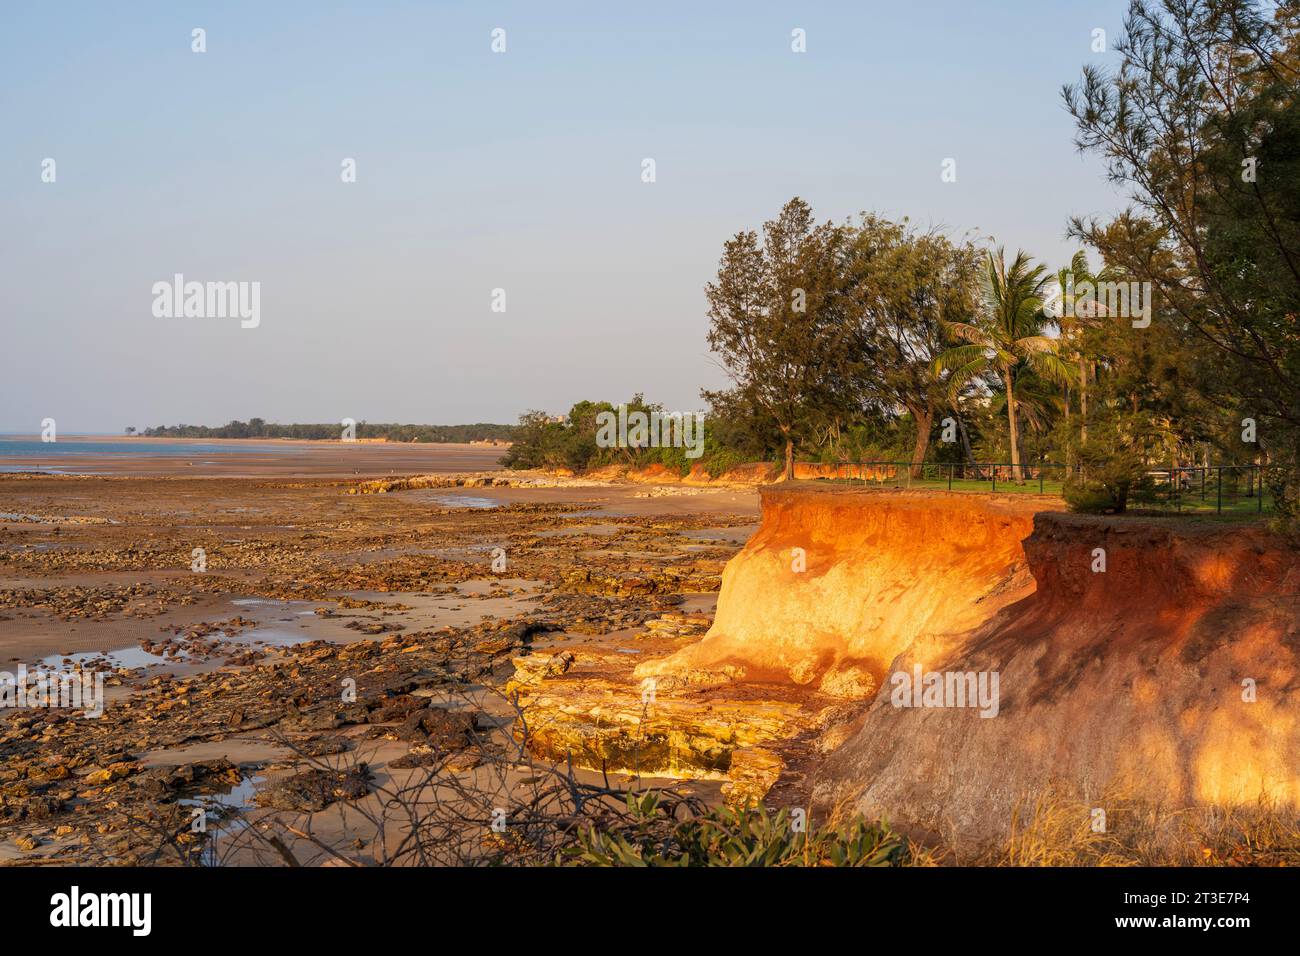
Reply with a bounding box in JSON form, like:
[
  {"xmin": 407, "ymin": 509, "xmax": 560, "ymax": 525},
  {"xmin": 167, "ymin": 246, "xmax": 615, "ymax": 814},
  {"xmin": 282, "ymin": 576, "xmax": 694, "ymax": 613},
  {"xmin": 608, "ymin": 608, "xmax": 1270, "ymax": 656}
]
[{"xmin": 0, "ymin": 469, "xmax": 760, "ymax": 864}]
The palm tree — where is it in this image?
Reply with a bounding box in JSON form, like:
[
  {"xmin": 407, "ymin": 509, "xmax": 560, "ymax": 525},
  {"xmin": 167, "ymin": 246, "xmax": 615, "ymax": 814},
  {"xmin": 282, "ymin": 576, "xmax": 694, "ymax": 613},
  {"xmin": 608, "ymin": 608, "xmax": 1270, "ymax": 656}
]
[
  {"xmin": 1054, "ymin": 251, "xmax": 1121, "ymax": 449},
  {"xmin": 935, "ymin": 248, "xmax": 1071, "ymax": 483}
]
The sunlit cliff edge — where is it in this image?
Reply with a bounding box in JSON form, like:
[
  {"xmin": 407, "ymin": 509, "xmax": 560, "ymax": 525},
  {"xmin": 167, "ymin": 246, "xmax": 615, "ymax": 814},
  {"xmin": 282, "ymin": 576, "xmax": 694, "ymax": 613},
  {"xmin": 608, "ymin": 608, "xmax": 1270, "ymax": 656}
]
[{"xmin": 631, "ymin": 485, "xmax": 1300, "ymax": 843}]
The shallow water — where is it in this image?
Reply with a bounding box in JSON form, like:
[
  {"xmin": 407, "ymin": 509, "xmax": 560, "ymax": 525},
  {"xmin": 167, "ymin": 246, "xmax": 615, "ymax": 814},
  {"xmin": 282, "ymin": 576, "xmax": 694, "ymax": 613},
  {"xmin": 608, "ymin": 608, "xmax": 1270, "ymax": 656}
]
[
  {"xmin": 0, "ymin": 438, "xmax": 305, "ymax": 458},
  {"xmin": 425, "ymin": 494, "xmax": 500, "ymax": 509},
  {"xmin": 180, "ymin": 774, "xmax": 266, "ymax": 812},
  {"xmin": 39, "ymin": 598, "xmax": 322, "ymax": 669},
  {"xmin": 180, "ymin": 773, "xmax": 267, "ymax": 865},
  {"xmin": 40, "ymin": 645, "xmax": 170, "ymax": 671}
]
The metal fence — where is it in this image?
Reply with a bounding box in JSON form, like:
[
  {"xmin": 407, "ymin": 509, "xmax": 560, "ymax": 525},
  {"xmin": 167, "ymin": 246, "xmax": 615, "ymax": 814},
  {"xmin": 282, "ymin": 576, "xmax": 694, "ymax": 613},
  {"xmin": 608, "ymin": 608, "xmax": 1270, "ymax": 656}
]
[
  {"xmin": 1154, "ymin": 465, "xmax": 1270, "ymax": 515},
  {"xmin": 796, "ymin": 460, "xmax": 1272, "ymax": 515}
]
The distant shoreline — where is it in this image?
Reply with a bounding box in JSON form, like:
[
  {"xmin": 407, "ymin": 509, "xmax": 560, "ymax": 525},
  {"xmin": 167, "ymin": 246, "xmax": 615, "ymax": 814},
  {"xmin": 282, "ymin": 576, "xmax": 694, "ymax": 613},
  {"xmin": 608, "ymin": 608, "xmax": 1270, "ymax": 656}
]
[
  {"xmin": 0, "ymin": 435, "xmax": 508, "ymax": 447},
  {"xmin": 0, "ymin": 436, "xmax": 507, "ymax": 479}
]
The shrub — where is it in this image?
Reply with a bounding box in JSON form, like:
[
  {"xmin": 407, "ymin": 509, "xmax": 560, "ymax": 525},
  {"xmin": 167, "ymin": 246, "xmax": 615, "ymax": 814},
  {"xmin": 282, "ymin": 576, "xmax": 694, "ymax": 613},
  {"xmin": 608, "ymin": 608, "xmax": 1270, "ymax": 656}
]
[
  {"xmin": 1063, "ymin": 465, "xmax": 1156, "ymax": 514},
  {"xmin": 1063, "ymin": 430, "xmax": 1152, "ymax": 514},
  {"xmin": 564, "ymin": 792, "xmax": 908, "ymax": 867}
]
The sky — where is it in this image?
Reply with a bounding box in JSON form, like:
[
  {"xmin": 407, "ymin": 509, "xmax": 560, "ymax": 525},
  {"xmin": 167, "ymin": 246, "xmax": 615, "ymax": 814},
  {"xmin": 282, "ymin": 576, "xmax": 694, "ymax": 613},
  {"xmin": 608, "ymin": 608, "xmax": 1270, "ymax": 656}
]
[{"xmin": 1, "ymin": 0, "xmax": 1134, "ymax": 433}]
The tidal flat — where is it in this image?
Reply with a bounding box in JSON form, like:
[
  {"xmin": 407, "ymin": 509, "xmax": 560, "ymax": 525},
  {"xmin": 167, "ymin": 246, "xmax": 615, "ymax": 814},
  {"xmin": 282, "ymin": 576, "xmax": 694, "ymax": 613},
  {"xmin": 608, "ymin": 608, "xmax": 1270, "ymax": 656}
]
[{"xmin": 0, "ymin": 451, "xmax": 767, "ymax": 865}]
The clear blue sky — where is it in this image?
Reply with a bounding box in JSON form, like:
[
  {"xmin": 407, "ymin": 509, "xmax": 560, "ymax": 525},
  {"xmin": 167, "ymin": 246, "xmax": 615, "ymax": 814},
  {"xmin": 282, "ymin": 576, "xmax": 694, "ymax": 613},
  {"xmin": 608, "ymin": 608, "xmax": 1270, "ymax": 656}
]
[{"xmin": 1, "ymin": 0, "xmax": 1131, "ymax": 433}]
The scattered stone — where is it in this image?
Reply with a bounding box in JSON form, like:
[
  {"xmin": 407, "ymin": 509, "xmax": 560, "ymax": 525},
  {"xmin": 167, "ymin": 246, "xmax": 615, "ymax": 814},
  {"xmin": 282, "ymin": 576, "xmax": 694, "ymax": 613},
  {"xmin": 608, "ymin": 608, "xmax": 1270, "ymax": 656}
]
[{"xmin": 254, "ymin": 766, "xmax": 372, "ymax": 813}]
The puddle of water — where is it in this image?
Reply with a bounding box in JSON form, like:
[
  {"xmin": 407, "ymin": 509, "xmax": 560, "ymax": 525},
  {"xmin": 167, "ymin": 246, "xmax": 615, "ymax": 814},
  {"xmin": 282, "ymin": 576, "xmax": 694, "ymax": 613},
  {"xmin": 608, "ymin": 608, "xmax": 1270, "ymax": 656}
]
[
  {"xmin": 427, "ymin": 494, "xmax": 500, "ymax": 510},
  {"xmin": 40, "ymin": 645, "xmax": 172, "ymax": 670},
  {"xmin": 39, "ymin": 598, "xmax": 323, "ymax": 670},
  {"xmin": 678, "ymin": 594, "xmax": 717, "ymax": 614},
  {"xmin": 179, "ymin": 773, "xmax": 265, "ymax": 812},
  {"xmin": 243, "ymin": 625, "xmax": 315, "ymax": 648},
  {"xmin": 179, "ymin": 773, "xmax": 266, "ymax": 865}
]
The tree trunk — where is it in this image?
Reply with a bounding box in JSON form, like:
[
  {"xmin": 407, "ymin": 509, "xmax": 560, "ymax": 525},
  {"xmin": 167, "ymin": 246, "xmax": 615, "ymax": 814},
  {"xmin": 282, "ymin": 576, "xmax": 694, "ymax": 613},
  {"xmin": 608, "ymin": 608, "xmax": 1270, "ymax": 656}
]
[
  {"xmin": 908, "ymin": 406, "xmax": 933, "ymax": 480},
  {"xmin": 1063, "ymin": 389, "xmax": 1072, "ymax": 469},
  {"xmin": 783, "ymin": 437, "xmax": 794, "ymax": 482},
  {"xmin": 1005, "ymin": 371, "xmax": 1023, "ymax": 483},
  {"xmin": 957, "ymin": 414, "xmax": 974, "ymax": 466},
  {"xmin": 1078, "ymin": 356, "xmax": 1088, "ymax": 445}
]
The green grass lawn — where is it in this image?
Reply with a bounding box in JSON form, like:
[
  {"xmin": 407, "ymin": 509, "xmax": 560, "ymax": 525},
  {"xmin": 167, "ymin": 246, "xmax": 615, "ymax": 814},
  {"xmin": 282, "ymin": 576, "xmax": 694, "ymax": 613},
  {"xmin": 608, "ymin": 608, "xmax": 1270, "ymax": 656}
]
[
  {"xmin": 806, "ymin": 475, "xmax": 1066, "ymax": 495},
  {"xmin": 802, "ymin": 475, "xmax": 1274, "ymax": 517}
]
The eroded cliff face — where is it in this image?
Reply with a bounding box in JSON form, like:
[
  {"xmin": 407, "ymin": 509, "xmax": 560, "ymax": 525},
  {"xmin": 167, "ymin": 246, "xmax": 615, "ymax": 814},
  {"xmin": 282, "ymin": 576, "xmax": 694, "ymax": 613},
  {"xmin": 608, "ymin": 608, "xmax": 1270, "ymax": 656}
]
[
  {"xmin": 634, "ymin": 487, "xmax": 1042, "ymax": 699},
  {"xmin": 759, "ymin": 497, "xmax": 1300, "ymax": 845},
  {"xmin": 512, "ymin": 486, "xmax": 1300, "ymax": 842}
]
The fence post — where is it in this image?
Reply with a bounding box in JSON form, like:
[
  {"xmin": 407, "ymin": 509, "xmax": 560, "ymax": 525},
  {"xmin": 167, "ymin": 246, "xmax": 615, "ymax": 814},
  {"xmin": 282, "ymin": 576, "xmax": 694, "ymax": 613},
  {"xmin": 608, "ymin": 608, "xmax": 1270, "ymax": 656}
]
[
  {"xmin": 1259, "ymin": 466, "xmax": 1264, "ymax": 513},
  {"xmin": 1217, "ymin": 467, "xmax": 1222, "ymax": 514},
  {"xmin": 1039, "ymin": 469, "xmax": 1044, "ymax": 494}
]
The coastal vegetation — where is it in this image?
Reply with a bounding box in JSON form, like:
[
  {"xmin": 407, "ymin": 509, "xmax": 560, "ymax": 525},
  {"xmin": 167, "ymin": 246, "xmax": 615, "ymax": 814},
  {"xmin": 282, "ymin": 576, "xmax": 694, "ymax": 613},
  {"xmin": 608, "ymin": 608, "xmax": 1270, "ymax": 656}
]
[
  {"xmin": 139, "ymin": 419, "xmax": 516, "ymax": 444},
  {"xmin": 504, "ymin": 0, "xmax": 1299, "ymax": 526}
]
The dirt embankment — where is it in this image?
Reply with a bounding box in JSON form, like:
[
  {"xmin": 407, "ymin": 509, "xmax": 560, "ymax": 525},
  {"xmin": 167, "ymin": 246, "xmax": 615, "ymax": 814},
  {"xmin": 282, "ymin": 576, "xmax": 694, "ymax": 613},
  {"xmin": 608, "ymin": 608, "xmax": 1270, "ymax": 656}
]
[
  {"xmin": 637, "ymin": 485, "xmax": 1300, "ymax": 844},
  {"xmin": 583, "ymin": 461, "xmax": 894, "ymax": 486},
  {"xmin": 352, "ymin": 460, "xmax": 895, "ymax": 495},
  {"xmin": 636, "ymin": 487, "xmax": 1043, "ymax": 697}
]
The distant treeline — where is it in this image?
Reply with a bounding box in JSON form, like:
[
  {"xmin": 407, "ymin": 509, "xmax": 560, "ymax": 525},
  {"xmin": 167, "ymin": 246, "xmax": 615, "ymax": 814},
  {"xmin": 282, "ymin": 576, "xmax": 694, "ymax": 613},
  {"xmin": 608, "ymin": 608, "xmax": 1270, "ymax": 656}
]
[{"xmin": 137, "ymin": 418, "xmax": 517, "ymax": 443}]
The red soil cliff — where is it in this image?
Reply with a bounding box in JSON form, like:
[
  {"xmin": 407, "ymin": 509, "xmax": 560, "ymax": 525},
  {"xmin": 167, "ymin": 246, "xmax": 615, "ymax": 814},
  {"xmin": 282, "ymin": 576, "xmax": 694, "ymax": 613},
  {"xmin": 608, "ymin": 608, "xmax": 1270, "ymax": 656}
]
[
  {"xmin": 638, "ymin": 485, "xmax": 1300, "ymax": 843},
  {"xmin": 636, "ymin": 486, "xmax": 1042, "ymax": 697}
]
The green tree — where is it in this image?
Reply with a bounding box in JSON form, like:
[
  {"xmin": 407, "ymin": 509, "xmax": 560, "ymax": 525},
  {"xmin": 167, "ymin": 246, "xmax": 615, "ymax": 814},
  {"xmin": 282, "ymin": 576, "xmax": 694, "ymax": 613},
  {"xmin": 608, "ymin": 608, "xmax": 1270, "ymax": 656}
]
[
  {"xmin": 1052, "ymin": 251, "xmax": 1125, "ymax": 450},
  {"xmin": 1065, "ymin": 0, "xmax": 1300, "ymax": 520},
  {"xmin": 936, "ymin": 248, "xmax": 1070, "ymax": 482},
  {"xmin": 844, "ymin": 216, "xmax": 980, "ymax": 478},
  {"xmin": 704, "ymin": 197, "xmax": 854, "ymax": 481}
]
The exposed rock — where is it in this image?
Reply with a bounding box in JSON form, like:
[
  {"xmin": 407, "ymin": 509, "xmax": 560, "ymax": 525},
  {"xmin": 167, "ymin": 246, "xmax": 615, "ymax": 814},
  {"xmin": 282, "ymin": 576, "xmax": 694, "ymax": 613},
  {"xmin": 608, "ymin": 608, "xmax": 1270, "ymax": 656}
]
[
  {"xmin": 396, "ymin": 706, "xmax": 477, "ymax": 748},
  {"xmin": 642, "ymin": 612, "xmax": 712, "ymax": 637},
  {"xmin": 136, "ymin": 759, "xmax": 242, "ymax": 798},
  {"xmin": 509, "ymin": 646, "xmax": 814, "ymax": 779},
  {"xmin": 509, "ymin": 651, "xmax": 575, "ymax": 687},
  {"xmin": 722, "ymin": 748, "xmax": 784, "ymax": 809},
  {"xmin": 254, "ymin": 766, "xmax": 372, "ymax": 812}
]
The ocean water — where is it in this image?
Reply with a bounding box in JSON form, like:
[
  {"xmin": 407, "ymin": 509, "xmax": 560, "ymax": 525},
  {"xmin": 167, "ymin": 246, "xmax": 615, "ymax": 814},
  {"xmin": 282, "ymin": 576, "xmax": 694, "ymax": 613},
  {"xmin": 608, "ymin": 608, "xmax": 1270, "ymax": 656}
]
[{"xmin": 0, "ymin": 438, "xmax": 301, "ymax": 458}]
